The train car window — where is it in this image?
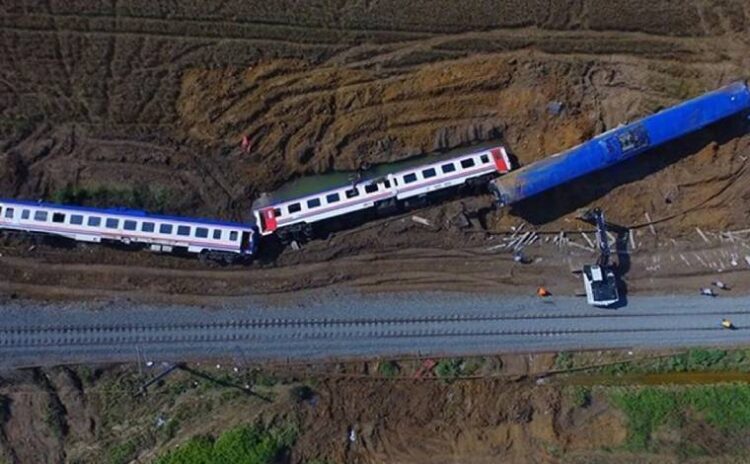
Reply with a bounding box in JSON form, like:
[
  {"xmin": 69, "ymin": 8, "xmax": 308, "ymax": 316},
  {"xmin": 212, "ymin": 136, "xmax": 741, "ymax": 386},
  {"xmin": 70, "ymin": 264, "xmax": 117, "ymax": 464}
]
[
  {"xmin": 307, "ymin": 198, "xmax": 321, "ymax": 208},
  {"xmin": 87, "ymin": 216, "xmax": 101, "ymax": 227},
  {"xmin": 70, "ymin": 214, "xmax": 83, "ymax": 225},
  {"xmin": 460, "ymin": 158, "xmax": 475, "ymax": 169},
  {"xmin": 403, "ymin": 173, "xmax": 417, "ymax": 184},
  {"xmin": 480, "ymin": 154, "xmax": 490, "ymax": 164},
  {"xmin": 273, "ymin": 208, "xmax": 282, "ymax": 217},
  {"xmin": 230, "ymin": 231, "xmax": 238, "ymax": 241},
  {"xmin": 52, "ymin": 212, "xmax": 65, "ymax": 223},
  {"xmin": 441, "ymin": 163, "xmax": 456, "ymax": 173},
  {"xmin": 345, "ymin": 188, "xmax": 359, "ymax": 198},
  {"xmin": 213, "ymin": 229, "xmax": 222, "ymax": 240},
  {"xmin": 22, "ymin": 210, "xmax": 30, "ymax": 220},
  {"xmin": 422, "ymin": 168, "xmax": 437, "ymax": 179},
  {"xmin": 382, "ymin": 180, "xmax": 391, "ymax": 188},
  {"xmin": 326, "ymin": 193, "xmax": 340, "ymax": 203},
  {"xmin": 124, "ymin": 220, "xmax": 137, "ymax": 231},
  {"xmin": 34, "ymin": 211, "xmax": 48, "ymax": 222},
  {"xmin": 141, "ymin": 222, "xmax": 155, "ymax": 232},
  {"xmin": 288, "ymin": 203, "xmax": 301, "ymax": 214},
  {"xmin": 106, "ymin": 218, "xmax": 119, "ymax": 229},
  {"xmin": 159, "ymin": 224, "xmax": 173, "ymax": 234},
  {"xmin": 364, "ymin": 184, "xmax": 378, "ymax": 194},
  {"xmin": 177, "ymin": 225, "xmax": 190, "ymax": 236},
  {"xmin": 5, "ymin": 208, "xmax": 14, "ymax": 219},
  {"xmin": 195, "ymin": 227, "xmax": 209, "ymax": 238}
]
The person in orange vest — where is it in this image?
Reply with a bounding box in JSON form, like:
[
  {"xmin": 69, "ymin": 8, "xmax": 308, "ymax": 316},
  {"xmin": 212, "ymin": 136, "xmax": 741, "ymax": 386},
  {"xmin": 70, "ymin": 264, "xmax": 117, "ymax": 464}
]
[{"xmin": 537, "ymin": 287, "xmax": 550, "ymax": 297}]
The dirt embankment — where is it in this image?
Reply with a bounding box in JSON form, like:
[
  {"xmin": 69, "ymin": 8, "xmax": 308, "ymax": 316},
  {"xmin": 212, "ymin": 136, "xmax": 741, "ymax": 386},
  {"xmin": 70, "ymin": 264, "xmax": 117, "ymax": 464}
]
[
  {"xmin": 0, "ymin": 354, "xmax": 630, "ymax": 464},
  {"xmin": 0, "ymin": 1, "xmax": 748, "ymax": 303},
  {"xmin": 1, "ymin": 0, "xmax": 749, "ymax": 218}
]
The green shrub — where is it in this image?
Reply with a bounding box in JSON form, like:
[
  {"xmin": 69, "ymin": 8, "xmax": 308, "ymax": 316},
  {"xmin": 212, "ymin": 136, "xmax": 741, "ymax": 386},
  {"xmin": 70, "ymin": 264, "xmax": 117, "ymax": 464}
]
[
  {"xmin": 435, "ymin": 359, "xmax": 462, "ymax": 380},
  {"xmin": 289, "ymin": 385, "xmax": 315, "ymax": 402},
  {"xmin": 554, "ymin": 352, "xmax": 574, "ymax": 370},
  {"xmin": 154, "ymin": 424, "xmax": 296, "ymax": 464},
  {"xmin": 377, "ymin": 361, "xmax": 399, "ymax": 378},
  {"xmin": 568, "ymin": 386, "xmax": 591, "ymax": 408},
  {"xmin": 460, "ymin": 358, "xmax": 485, "ymax": 376},
  {"xmin": 109, "ymin": 437, "xmax": 144, "ymax": 464}
]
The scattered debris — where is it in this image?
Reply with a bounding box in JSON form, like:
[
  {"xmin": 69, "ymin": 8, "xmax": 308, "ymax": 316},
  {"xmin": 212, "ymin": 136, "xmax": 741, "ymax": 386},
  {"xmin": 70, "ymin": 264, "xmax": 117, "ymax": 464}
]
[
  {"xmin": 290, "ymin": 240, "xmax": 301, "ymax": 251},
  {"xmin": 645, "ymin": 212, "xmax": 656, "ymax": 235},
  {"xmin": 451, "ymin": 211, "xmax": 471, "ymax": 229},
  {"xmin": 629, "ymin": 230, "xmax": 636, "ymax": 250},
  {"xmin": 537, "ymin": 287, "xmax": 551, "ymax": 297},
  {"xmin": 696, "ymin": 227, "xmax": 710, "ymax": 244},
  {"xmin": 722, "ymin": 319, "xmax": 736, "ymax": 330},
  {"xmin": 27, "ymin": 245, "xmax": 36, "ymax": 252},
  {"xmin": 713, "ymin": 281, "xmax": 730, "ymax": 290},
  {"xmin": 567, "ymin": 241, "xmax": 595, "ymax": 252},
  {"xmin": 509, "ymin": 223, "xmax": 525, "ymax": 240},
  {"xmin": 580, "ymin": 232, "xmax": 594, "ymax": 248},
  {"xmin": 348, "ymin": 427, "xmax": 357, "ymax": 443},
  {"xmin": 700, "ymin": 288, "xmax": 716, "ymax": 297},
  {"xmin": 411, "ymin": 215, "xmax": 432, "ymax": 227},
  {"xmin": 547, "ymin": 101, "xmax": 564, "ymax": 115},
  {"xmin": 414, "ymin": 359, "xmax": 436, "ymax": 379},
  {"xmin": 241, "ymin": 135, "xmax": 252, "ymax": 153}
]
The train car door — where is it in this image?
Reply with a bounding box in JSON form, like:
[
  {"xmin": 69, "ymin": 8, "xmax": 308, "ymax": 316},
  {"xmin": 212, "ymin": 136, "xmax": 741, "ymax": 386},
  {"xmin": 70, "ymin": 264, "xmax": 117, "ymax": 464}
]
[{"xmin": 241, "ymin": 230, "xmax": 254, "ymax": 254}]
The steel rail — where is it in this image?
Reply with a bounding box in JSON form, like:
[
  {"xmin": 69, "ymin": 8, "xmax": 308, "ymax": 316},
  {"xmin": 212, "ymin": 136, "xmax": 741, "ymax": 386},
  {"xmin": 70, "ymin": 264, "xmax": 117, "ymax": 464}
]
[
  {"xmin": 3, "ymin": 308, "xmax": 750, "ymax": 334},
  {"xmin": 1, "ymin": 324, "xmax": 741, "ymax": 347}
]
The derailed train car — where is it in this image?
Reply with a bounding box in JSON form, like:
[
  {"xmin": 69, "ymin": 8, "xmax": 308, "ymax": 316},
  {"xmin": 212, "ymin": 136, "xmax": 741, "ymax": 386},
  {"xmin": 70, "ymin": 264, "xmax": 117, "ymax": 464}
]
[
  {"xmin": 489, "ymin": 81, "xmax": 750, "ymax": 206},
  {"xmin": 0, "ymin": 199, "xmax": 257, "ymax": 263}
]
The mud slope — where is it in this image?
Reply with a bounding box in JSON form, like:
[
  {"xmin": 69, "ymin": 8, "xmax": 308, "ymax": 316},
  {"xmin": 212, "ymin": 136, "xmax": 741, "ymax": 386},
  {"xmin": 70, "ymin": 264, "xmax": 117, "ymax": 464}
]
[{"xmin": 0, "ymin": 0, "xmax": 749, "ymax": 300}]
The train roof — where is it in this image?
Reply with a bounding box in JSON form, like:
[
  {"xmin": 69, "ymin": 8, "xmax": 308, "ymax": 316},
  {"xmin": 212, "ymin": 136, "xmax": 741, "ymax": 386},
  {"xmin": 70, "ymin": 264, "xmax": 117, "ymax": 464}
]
[
  {"xmin": 0, "ymin": 198, "xmax": 255, "ymax": 229},
  {"xmin": 252, "ymin": 142, "xmax": 503, "ymax": 209}
]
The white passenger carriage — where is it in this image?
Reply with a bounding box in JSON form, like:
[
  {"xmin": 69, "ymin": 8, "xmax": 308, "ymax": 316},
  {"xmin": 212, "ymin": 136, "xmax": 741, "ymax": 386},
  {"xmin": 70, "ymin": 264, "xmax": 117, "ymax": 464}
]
[
  {"xmin": 252, "ymin": 146, "xmax": 511, "ymax": 239},
  {"xmin": 0, "ymin": 199, "xmax": 257, "ymax": 262}
]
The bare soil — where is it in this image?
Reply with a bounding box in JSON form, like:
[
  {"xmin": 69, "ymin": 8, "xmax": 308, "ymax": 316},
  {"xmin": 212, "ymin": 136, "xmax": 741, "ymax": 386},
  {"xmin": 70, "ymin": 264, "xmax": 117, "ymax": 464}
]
[
  {"xmin": 1, "ymin": 0, "xmax": 750, "ymax": 305},
  {"xmin": 2, "ymin": 1, "xmax": 750, "ymax": 463}
]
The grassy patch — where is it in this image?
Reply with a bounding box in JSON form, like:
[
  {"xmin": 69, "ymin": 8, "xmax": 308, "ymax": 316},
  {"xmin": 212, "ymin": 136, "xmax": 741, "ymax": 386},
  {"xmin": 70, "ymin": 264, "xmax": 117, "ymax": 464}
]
[
  {"xmin": 50, "ymin": 184, "xmax": 172, "ymax": 212},
  {"xmin": 596, "ymin": 348, "xmax": 750, "ymax": 376},
  {"xmin": 108, "ymin": 437, "xmax": 142, "ymax": 464},
  {"xmin": 154, "ymin": 424, "xmax": 297, "ymax": 464},
  {"xmin": 566, "ymin": 386, "xmax": 591, "ymax": 408},
  {"xmin": 610, "ymin": 384, "xmax": 750, "ymax": 450},
  {"xmin": 554, "ymin": 352, "xmax": 574, "ymax": 370}
]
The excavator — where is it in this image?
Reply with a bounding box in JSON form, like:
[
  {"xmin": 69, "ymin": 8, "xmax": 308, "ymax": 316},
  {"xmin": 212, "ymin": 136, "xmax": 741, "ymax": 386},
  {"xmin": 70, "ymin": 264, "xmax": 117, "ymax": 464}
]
[{"xmin": 578, "ymin": 208, "xmax": 620, "ymax": 307}]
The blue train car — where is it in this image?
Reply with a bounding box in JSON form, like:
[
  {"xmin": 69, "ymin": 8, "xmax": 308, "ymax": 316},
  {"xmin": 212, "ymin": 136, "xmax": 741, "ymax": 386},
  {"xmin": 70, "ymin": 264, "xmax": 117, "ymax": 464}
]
[{"xmin": 490, "ymin": 81, "xmax": 750, "ymax": 206}]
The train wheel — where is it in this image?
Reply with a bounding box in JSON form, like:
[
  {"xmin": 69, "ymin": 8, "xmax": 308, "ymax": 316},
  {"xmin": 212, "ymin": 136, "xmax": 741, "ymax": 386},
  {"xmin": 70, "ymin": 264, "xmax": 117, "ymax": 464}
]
[{"xmin": 303, "ymin": 224, "xmax": 314, "ymax": 240}]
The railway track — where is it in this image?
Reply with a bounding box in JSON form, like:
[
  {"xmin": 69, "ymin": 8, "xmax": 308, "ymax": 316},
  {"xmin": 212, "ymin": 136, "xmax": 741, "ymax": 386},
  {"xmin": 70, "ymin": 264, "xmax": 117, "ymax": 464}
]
[
  {"xmin": 3, "ymin": 295, "xmax": 750, "ymax": 368},
  {"xmin": 2, "ymin": 310, "xmax": 749, "ymax": 348}
]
